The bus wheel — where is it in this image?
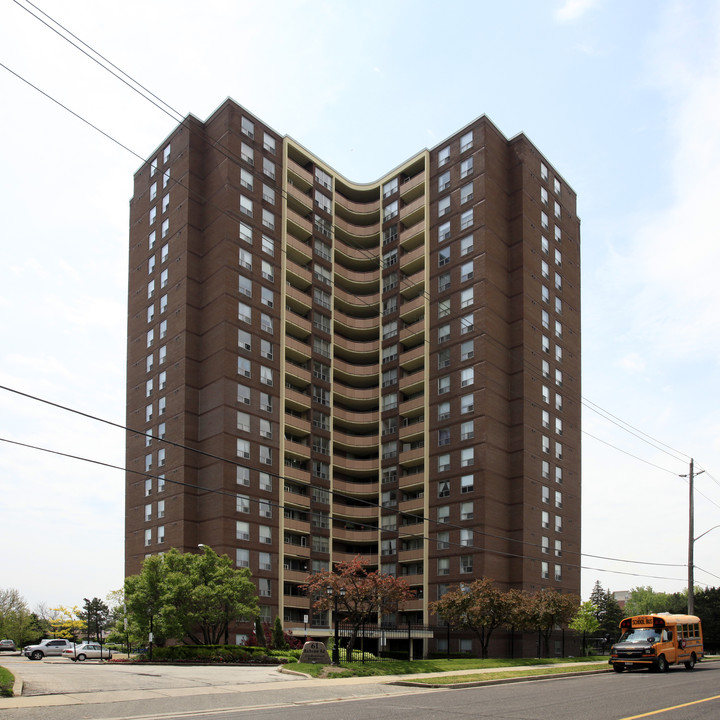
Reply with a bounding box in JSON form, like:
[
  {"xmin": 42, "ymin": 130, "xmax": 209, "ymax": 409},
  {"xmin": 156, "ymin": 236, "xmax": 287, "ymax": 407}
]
[
  {"xmin": 656, "ymin": 655, "xmax": 668, "ymax": 673},
  {"xmin": 612, "ymin": 664, "xmax": 625, "ymax": 673},
  {"xmin": 684, "ymin": 654, "xmax": 696, "ymax": 670}
]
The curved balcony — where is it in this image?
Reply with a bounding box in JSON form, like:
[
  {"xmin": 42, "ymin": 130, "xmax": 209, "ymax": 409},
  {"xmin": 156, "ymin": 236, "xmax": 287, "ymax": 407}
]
[
  {"xmin": 334, "ymin": 286, "xmax": 380, "ymax": 316},
  {"xmin": 334, "ymin": 215, "xmax": 380, "ymax": 238},
  {"xmin": 399, "ymin": 219, "xmax": 425, "ymax": 251},
  {"xmin": 334, "ymin": 237, "xmax": 381, "ymax": 268},
  {"xmin": 333, "ymin": 428, "xmax": 379, "ymax": 453},
  {"xmin": 333, "ymin": 551, "xmax": 378, "ymax": 565},
  {"xmin": 333, "ymin": 477, "xmax": 379, "ymax": 497},
  {"xmin": 333, "ymin": 335, "xmax": 380, "ymax": 363},
  {"xmin": 335, "ymin": 199, "xmax": 381, "ymax": 227},
  {"xmin": 285, "ymin": 387, "xmax": 311, "ymax": 413},
  {"xmin": 284, "ymin": 336, "xmax": 311, "ymax": 364},
  {"xmin": 284, "ymin": 465, "xmax": 311, "ymax": 485},
  {"xmin": 332, "ymin": 406, "xmax": 379, "ymax": 429},
  {"xmin": 285, "ymin": 283, "xmax": 311, "ymax": 313},
  {"xmin": 399, "ymin": 344, "xmax": 424, "ymax": 372},
  {"xmin": 335, "ymin": 193, "xmax": 381, "ymax": 216},
  {"xmin": 286, "ymin": 233, "xmax": 312, "ymax": 265},
  {"xmin": 399, "ymin": 172, "xmax": 425, "ymax": 202},
  {"xmin": 331, "ymin": 526, "xmax": 378, "ymax": 543},
  {"xmin": 399, "ymin": 196, "xmax": 425, "ymax": 228},
  {"xmin": 333, "ymin": 454, "xmax": 379, "ymax": 474},
  {"xmin": 287, "ymin": 208, "xmax": 313, "ymax": 242},
  {"xmin": 334, "ymin": 311, "xmax": 380, "ymax": 341},
  {"xmin": 334, "ymin": 382, "xmax": 378, "ymax": 404},
  {"xmin": 333, "ymin": 357, "xmax": 379, "ymax": 387},
  {"xmin": 333, "ymin": 264, "xmax": 380, "ymax": 291},
  {"xmin": 399, "ymin": 270, "xmax": 425, "ymax": 299},
  {"xmin": 287, "ymin": 159, "xmax": 313, "ymax": 189},
  {"xmin": 286, "ymin": 262, "xmax": 312, "ymax": 290}
]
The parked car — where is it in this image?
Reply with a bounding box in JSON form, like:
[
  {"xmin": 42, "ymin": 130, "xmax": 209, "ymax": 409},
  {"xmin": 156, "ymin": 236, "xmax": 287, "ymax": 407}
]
[
  {"xmin": 23, "ymin": 638, "xmax": 75, "ymax": 660},
  {"xmin": 0, "ymin": 639, "xmax": 16, "ymax": 651},
  {"xmin": 62, "ymin": 643, "xmax": 112, "ymax": 662}
]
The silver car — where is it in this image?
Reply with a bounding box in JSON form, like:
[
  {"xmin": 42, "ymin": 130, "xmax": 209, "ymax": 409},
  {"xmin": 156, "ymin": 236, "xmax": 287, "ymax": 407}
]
[
  {"xmin": 61, "ymin": 643, "xmax": 112, "ymax": 661},
  {"xmin": 23, "ymin": 638, "xmax": 75, "ymax": 659}
]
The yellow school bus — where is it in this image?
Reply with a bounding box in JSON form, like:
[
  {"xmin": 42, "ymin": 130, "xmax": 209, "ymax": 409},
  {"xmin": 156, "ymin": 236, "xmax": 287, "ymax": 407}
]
[{"xmin": 609, "ymin": 613, "xmax": 703, "ymax": 673}]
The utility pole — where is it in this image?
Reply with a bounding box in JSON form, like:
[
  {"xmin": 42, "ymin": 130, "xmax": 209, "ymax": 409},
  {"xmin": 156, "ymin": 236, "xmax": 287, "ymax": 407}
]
[{"xmin": 688, "ymin": 459, "xmax": 695, "ymax": 615}]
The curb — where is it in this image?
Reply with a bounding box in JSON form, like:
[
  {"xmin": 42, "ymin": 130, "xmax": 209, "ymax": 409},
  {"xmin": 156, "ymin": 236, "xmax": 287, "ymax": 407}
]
[{"xmin": 390, "ymin": 667, "xmax": 611, "ymax": 689}]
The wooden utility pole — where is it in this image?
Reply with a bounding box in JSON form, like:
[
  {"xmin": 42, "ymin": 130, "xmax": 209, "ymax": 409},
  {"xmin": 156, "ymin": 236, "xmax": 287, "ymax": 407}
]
[{"xmin": 688, "ymin": 459, "xmax": 695, "ymax": 615}]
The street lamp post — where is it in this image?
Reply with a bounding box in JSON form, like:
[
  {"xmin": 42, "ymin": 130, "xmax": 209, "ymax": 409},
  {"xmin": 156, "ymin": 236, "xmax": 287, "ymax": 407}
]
[{"xmin": 327, "ymin": 585, "xmax": 346, "ymax": 665}]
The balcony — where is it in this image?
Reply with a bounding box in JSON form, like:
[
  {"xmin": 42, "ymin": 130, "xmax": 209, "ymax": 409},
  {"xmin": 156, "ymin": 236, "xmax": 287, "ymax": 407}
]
[
  {"xmin": 334, "ymin": 285, "xmax": 380, "ymax": 312},
  {"xmin": 333, "ymin": 357, "xmax": 380, "ymax": 386},
  {"xmin": 334, "ymin": 215, "xmax": 380, "ymax": 239},
  {"xmin": 400, "ymin": 320, "xmax": 425, "ymax": 347},
  {"xmin": 286, "ymin": 207, "xmax": 313, "ymax": 242},
  {"xmin": 399, "ymin": 496, "xmax": 424, "ymax": 514},
  {"xmin": 399, "ymin": 343, "xmax": 425, "ymax": 372},
  {"xmin": 333, "ymin": 335, "xmax": 380, "ymax": 363},
  {"xmin": 334, "ymin": 311, "xmax": 380, "ymax": 341},
  {"xmin": 285, "ymin": 312, "xmax": 312, "ymax": 339},
  {"xmin": 286, "ymin": 262, "xmax": 312, "ymax": 290},
  {"xmin": 332, "ymin": 406, "xmax": 379, "ymax": 429},
  {"xmin": 285, "ymin": 233, "xmax": 312, "ymax": 265},
  {"xmin": 399, "ymin": 270, "xmax": 425, "ymax": 299},
  {"xmin": 399, "ymin": 471, "xmax": 425, "ymax": 492},
  {"xmin": 399, "ymin": 369, "xmax": 424, "ymax": 396},
  {"xmin": 284, "ymin": 335, "xmax": 311, "ymax": 364},
  {"xmin": 398, "ymin": 547, "xmax": 424, "ymax": 563},
  {"xmin": 283, "ymin": 413, "xmax": 311, "ymax": 436},
  {"xmin": 399, "ymin": 245, "xmax": 425, "ymax": 276},
  {"xmin": 333, "ymin": 455, "xmax": 379, "ymax": 474},
  {"xmin": 331, "ymin": 525, "xmax": 379, "ymax": 542},
  {"xmin": 399, "ymin": 393, "xmax": 424, "ymax": 416},
  {"xmin": 399, "ymin": 445, "xmax": 424, "ymax": 467},
  {"xmin": 333, "ymin": 551, "xmax": 378, "ymax": 565},
  {"xmin": 286, "ymin": 182, "xmax": 313, "ymax": 215},
  {"xmin": 285, "ymin": 386, "xmax": 311, "ymax": 413},
  {"xmin": 283, "ymin": 465, "xmax": 311, "ymax": 485},
  {"xmin": 399, "ymin": 417, "xmax": 425, "ymax": 443},
  {"xmin": 285, "ymin": 283, "xmax": 311, "ymax": 313},
  {"xmin": 287, "ymin": 158, "xmax": 313, "ymax": 189},
  {"xmin": 399, "ymin": 294, "xmax": 424, "ymax": 324},
  {"xmin": 333, "ymin": 428, "xmax": 379, "ymax": 452},
  {"xmin": 333, "ymin": 477, "xmax": 379, "ymax": 497},
  {"xmin": 399, "ymin": 196, "xmax": 425, "ymax": 228}
]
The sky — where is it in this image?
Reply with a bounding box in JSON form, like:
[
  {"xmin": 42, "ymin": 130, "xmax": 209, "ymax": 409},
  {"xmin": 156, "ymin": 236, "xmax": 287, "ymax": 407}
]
[{"xmin": 1, "ymin": 0, "xmax": 720, "ymax": 612}]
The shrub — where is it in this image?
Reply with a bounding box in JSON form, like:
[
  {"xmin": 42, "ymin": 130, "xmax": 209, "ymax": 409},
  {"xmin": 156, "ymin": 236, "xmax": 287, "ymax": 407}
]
[{"xmin": 137, "ymin": 645, "xmax": 290, "ymax": 664}]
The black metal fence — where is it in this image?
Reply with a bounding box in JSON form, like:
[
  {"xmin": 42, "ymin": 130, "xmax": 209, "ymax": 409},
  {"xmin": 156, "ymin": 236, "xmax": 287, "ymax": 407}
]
[{"xmin": 336, "ymin": 622, "xmax": 584, "ymax": 662}]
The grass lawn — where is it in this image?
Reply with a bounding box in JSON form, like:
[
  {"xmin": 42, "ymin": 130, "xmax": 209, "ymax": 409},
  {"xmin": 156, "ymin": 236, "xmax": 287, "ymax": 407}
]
[
  {"xmin": 292, "ymin": 655, "xmax": 609, "ymax": 679},
  {"xmin": 0, "ymin": 666, "xmax": 15, "ymax": 697}
]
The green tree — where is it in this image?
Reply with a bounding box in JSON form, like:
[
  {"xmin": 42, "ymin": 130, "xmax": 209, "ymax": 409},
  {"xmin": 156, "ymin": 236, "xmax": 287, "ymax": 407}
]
[
  {"xmin": 569, "ymin": 600, "xmax": 600, "ymax": 655},
  {"xmin": 272, "ymin": 617, "xmax": 288, "ymax": 650},
  {"xmin": 430, "ymin": 578, "xmax": 516, "ymax": 659},
  {"xmin": 623, "ymin": 586, "xmax": 672, "ymax": 616},
  {"xmin": 304, "ymin": 555, "xmax": 415, "ymax": 656},
  {"xmin": 78, "ymin": 597, "xmax": 111, "ymax": 643},
  {"xmin": 588, "ymin": 581, "xmax": 624, "ymax": 641},
  {"xmin": 0, "ymin": 588, "xmax": 41, "ymax": 646},
  {"xmin": 124, "ymin": 547, "xmax": 259, "ymax": 646},
  {"xmin": 529, "ymin": 588, "xmax": 580, "ymax": 657}
]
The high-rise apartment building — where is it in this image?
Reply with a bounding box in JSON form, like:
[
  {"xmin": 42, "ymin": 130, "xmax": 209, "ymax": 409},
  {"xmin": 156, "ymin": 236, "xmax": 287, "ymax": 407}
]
[{"xmin": 126, "ymin": 99, "xmax": 580, "ymax": 640}]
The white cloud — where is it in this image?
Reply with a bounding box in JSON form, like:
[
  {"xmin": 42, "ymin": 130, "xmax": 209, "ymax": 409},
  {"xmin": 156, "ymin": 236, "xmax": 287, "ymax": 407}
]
[
  {"xmin": 555, "ymin": 0, "xmax": 599, "ymax": 23},
  {"xmin": 616, "ymin": 352, "xmax": 647, "ymax": 374}
]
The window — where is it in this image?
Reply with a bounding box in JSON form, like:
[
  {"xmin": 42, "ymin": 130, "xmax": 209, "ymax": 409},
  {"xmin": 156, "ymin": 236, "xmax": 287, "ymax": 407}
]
[
  {"xmin": 382, "ymin": 177, "xmax": 398, "ymax": 198},
  {"xmin": 438, "ymin": 171, "xmax": 450, "ymax": 191},
  {"xmin": 542, "ymin": 485, "xmax": 550, "ymax": 504},
  {"xmin": 460, "ymin": 157, "xmax": 473, "ymax": 178},
  {"xmin": 555, "ymin": 539, "xmax": 562, "ymax": 557},
  {"xmin": 162, "ymin": 194, "xmax": 170, "ymax": 214},
  {"xmin": 555, "ymin": 369, "xmax": 563, "ymax": 386},
  {"xmin": 438, "ymin": 146, "xmax": 450, "ymax": 166},
  {"xmin": 238, "ymin": 275, "xmax": 252, "ymax": 298},
  {"xmin": 438, "ymin": 428, "xmax": 450, "ymax": 447},
  {"xmin": 541, "ymin": 561, "xmax": 549, "ymax": 579},
  {"xmin": 146, "ymin": 354, "xmax": 154, "ymax": 372},
  {"xmin": 437, "ymin": 531, "xmax": 450, "ymax": 550},
  {"xmin": 261, "ymin": 339, "xmax": 273, "ymax": 360},
  {"xmin": 542, "ymin": 235, "xmax": 549, "ymax": 254},
  {"xmin": 542, "ymin": 335, "xmax": 550, "ymax": 353},
  {"xmin": 260, "ymin": 366, "xmax": 273, "ymax": 386},
  {"xmin": 542, "ymin": 310, "xmax": 549, "ymax": 329},
  {"xmin": 437, "ymin": 480, "xmax": 450, "ymax": 498},
  {"xmin": 237, "ymin": 411, "xmax": 250, "ymax": 432},
  {"xmin": 555, "ymin": 248, "xmax": 562, "ymax": 266},
  {"xmin": 461, "ymin": 447, "xmax": 474, "ymax": 467},
  {"xmin": 542, "ymin": 510, "xmax": 550, "ymax": 529},
  {"xmin": 437, "ymin": 505, "xmax": 450, "ymax": 523},
  {"xmin": 542, "ymin": 435, "xmax": 550, "ymax": 454},
  {"xmin": 461, "ymin": 474, "xmax": 474, "ymax": 493},
  {"xmin": 438, "ymin": 454, "xmax": 450, "ymax": 472},
  {"xmin": 236, "ymin": 548, "xmax": 250, "ymax": 568},
  {"xmin": 555, "ymin": 515, "xmax": 563, "ymax": 532},
  {"xmin": 541, "ymin": 211, "xmax": 549, "ymax": 230},
  {"xmin": 157, "ymin": 499, "xmax": 165, "ymax": 518},
  {"xmin": 555, "ymin": 490, "xmax": 563, "ymax": 508},
  {"xmin": 260, "ymin": 445, "xmax": 272, "ymax": 465},
  {"xmin": 315, "ymin": 167, "xmax": 332, "ymax": 189},
  {"xmin": 541, "ymin": 162, "xmax": 548, "ymax": 181},
  {"xmin": 241, "ymin": 115, "xmax": 254, "ymax": 138},
  {"xmin": 237, "ymin": 384, "xmax": 250, "ymax": 405},
  {"xmin": 261, "ymin": 313, "xmax": 273, "ymax": 334},
  {"xmin": 460, "ymin": 312, "xmax": 474, "ymax": 334},
  {"xmin": 438, "ymin": 221, "xmax": 451, "ymax": 242},
  {"xmin": 460, "ymin": 393, "xmax": 474, "ymax": 414},
  {"xmin": 262, "ymin": 184, "xmax": 275, "ymax": 205},
  {"xmin": 148, "ymin": 230, "xmax": 156, "ymax": 249},
  {"xmin": 383, "ymin": 249, "xmax": 398, "ymax": 267},
  {"xmin": 241, "ymin": 142, "xmax": 253, "ymax": 165},
  {"xmin": 262, "ymin": 209, "xmax": 275, "ymax": 230},
  {"xmin": 554, "ymin": 177, "xmax": 561, "ymax": 195},
  {"xmin": 438, "ymin": 348, "xmax": 450, "ymax": 368},
  {"xmin": 150, "ymin": 158, "xmax": 158, "ymax": 176},
  {"xmin": 261, "ymin": 287, "xmax": 274, "ymax": 308},
  {"xmin": 461, "ymin": 501, "xmax": 473, "ymax": 520},
  {"xmin": 144, "ymin": 478, "xmax": 152, "ymax": 496},
  {"xmin": 541, "ymin": 260, "xmax": 549, "ymax": 279},
  {"xmin": 541, "ymin": 187, "xmax": 548, "ymax": 205},
  {"xmin": 460, "ymin": 340, "xmax": 474, "ymax": 361},
  {"xmin": 460, "ymin": 555, "xmax": 473, "ymax": 574},
  {"xmin": 460, "ymin": 287, "xmax": 473, "ymax": 308},
  {"xmin": 438, "ymin": 248, "xmax": 450, "ymax": 267},
  {"xmin": 555, "ymin": 417, "xmax": 563, "ymax": 435},
  {"xmin": 149, "ymin": 206, "xmax": 157, "ymax": 225},
  {"xmin": 460, "ymin": 420, "xmax": 474, "ymax": 440},
  {"xmin": 555, "ymin": 225, "xmax": 562, "ymax": 242},
  {"xmin": 438, "ymin": 272, "xmax": 451, "ymax": 292},
  {"xmin": 460, "ymin": 209, "xmax": 473, "ymax": 230},
  {"xmin": 460, "ymin": 528, "xmax": 473, "ymax": 547},
  {"xmin": 260, "ymin": 418, "xmax": 272, "ymax": 439},
  {"xmin": 381, "ymin": 539, "xmax": 396, "ymax": 555},
  {"xmin": 438, "ymin": 375, "xmax": 450, "ymax": 395},
  {"xmin": 554, "ymin": 201, "xmax": 561, "ymax": 219},
  {"xmin": 239, "ymin": 221, "xmax": 252, "ymax": 244},
  {"xmin": 259, "ymin": 525, "xmax": 272, "ymax": 545},
  {"xmin": 460, "ymin": 182, "xmax": 473, "ymax": 204},
  {"xmin": 460, "ymin": 367, "xmax": 474, "ymax": 387},
  {"xmin": 260, "ymin": 472, "xmax": 273, "ymax": 491},
  {"xmin": 555, "ymin": 564, "xmax": 562, "ymax": 581},
  {"xmin": 238, "ymin": 329, "xmax": 251, "ymax": 351},
  {"xmin": 460, "ymin": 261, "xmax": 473, "ymax": 283},
  {"xmin": 384, "ymin": 200, "xmax": 398, "ymax": 221},
  {"xmin": 263, "ymin": 132, "xmax": 276, "ymax": 153},
  {"xmin": 437, "ymin": 558, "xmax": 450, "ymax": 576},
  {"xmin": 542, "ymin": 385, "xmax": 550, "ymax": 404},
  {"xmin": 460, "ymin": 130, "xmax": 473, "ymax": 152},
  {"xmin": 438, "ymin": 196, "xmax": 451, "ymax": 217},
  {"xmin": 159, "ymin": 345, "xmax": 167, "ymax": 364},
  {"xmin": 438, "ymin": 401, "xmax": 450, "ymax": 420},
  {"xmin": 238, "ymin": 302, "xmax": 251, "ymax": 324},
  {"xmin": 382, "ymin": 393, "xmax": 397, "ymax": 411},
  {"xmin": 158, "ymin": 371, "xmax": 166, "ymax": 391},
  {"xmin": 157, "ymin": 525, "xmax": 165, "ymax": 543},
  {"xmin": 236, "ymin": 494, "xmax": 250, "ymax": 513},
  {"xmin": 145, "ymin": 503, "xmax": 152, "ymax": 521},
  {"xmin": 149, "ymin": 182, "xmax": 157, "ymax": 201},
  {"xmin": 384, "ymin": 297, "xmax": 398, "ymax": 317},
  {"xmin": 240, "ymin": 195, "xmax": 253, "ymax": 217},
  {"xmin": 555, "ymin": 273, "xmax": 562, "ymax": 291},
  {"xmin": 237, "ymin": 439, "xmax": 250, "ymax": 459}
]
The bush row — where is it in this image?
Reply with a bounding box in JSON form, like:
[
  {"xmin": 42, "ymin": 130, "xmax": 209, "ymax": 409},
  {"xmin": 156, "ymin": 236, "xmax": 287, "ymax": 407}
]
[{"xmin": 138, "ymin": 645, "xmax": 300, "ymax": 664}]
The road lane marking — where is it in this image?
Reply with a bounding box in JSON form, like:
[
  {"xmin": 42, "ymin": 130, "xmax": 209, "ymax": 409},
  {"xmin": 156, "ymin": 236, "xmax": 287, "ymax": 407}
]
[{"xmin": 619, "ymin": 693, "xmax": 720, "ymax": 719}]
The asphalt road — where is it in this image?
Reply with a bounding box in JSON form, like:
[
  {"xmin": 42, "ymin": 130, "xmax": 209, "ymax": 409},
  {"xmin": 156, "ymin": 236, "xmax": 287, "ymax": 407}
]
[{"xmin": 1, "ymin": 655, "xmax": 719, "ymax": 720}]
